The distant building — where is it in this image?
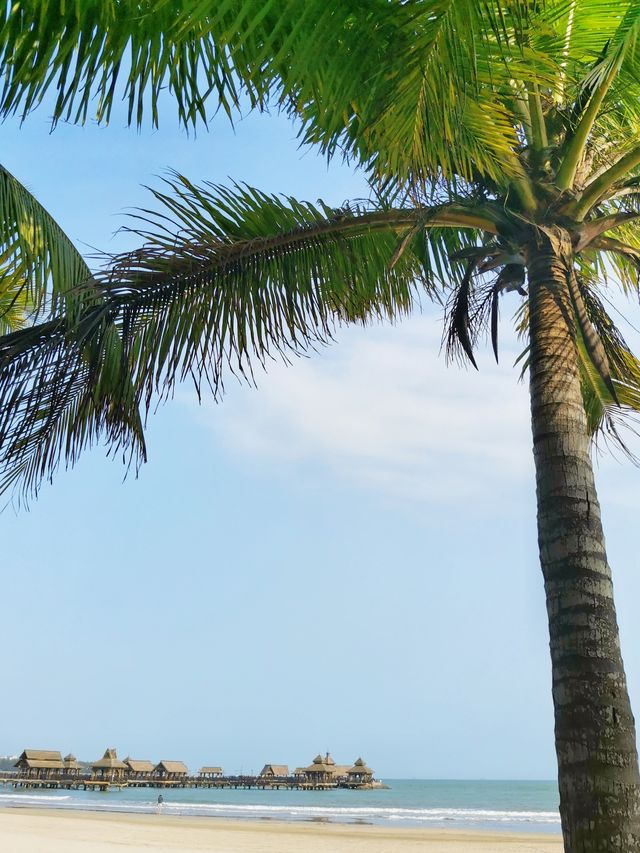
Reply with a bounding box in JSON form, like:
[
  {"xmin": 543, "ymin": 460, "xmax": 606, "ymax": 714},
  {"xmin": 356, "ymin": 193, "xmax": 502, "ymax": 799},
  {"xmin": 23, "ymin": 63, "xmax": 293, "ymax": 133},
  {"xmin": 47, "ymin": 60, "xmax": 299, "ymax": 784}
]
[
  {"xmin": 298, "ymin": 752, "xmax": 374, "ymax": 787},
  {"xmin": 14, "ymin": 749, "xmax": 64, "ymax": 780},
  {"xmin": 124, "ymin": 758, "xmax": 155, "ymax": 781},
  {"xmin": 91, "ymin": 749, "xmax": 128, "ymax": 783},
  {"xmin": 153, "ymin": 760, "xmax": 189, "ymax": 782},
  {"xmin": 63, "ymin": 754, "xmax": 82, "ymax": 777},
  {"xmin": 259, "ymin": 764, "xmax": 289, "ymax": 779},
  {"xmin": 198, "ymin": 766, "xmax": 223, "ymax": 779},
  {"xmin": 346, "ymin": 757, "xmax": 374, "ymax": 786},
  {"xmin": 303, "ymin": 753, "xmax": 336, "ymax": 786}
]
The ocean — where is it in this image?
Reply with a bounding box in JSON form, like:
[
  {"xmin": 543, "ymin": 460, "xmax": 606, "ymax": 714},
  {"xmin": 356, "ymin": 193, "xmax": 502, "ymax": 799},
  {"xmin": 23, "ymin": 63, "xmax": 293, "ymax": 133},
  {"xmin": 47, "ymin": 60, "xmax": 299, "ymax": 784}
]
[{"xmin": 0, "ymin": 779, "xmax": 561, "ymax": 833}]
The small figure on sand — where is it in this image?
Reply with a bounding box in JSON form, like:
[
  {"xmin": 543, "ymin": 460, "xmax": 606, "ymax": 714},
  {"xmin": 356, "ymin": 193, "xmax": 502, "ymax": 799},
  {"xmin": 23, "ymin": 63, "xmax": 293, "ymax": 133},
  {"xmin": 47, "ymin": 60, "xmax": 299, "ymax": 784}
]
[{"xmin": 156, "ymin": 793, "xmax": 164, "ymax": 814}]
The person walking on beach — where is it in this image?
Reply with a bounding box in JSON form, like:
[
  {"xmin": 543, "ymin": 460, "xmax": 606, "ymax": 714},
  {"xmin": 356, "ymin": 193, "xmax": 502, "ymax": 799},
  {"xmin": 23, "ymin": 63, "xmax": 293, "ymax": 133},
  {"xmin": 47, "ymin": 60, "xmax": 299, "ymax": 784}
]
[{"xmin": 156, "ymin": 793, "xmax": 164, "ymax": 814}]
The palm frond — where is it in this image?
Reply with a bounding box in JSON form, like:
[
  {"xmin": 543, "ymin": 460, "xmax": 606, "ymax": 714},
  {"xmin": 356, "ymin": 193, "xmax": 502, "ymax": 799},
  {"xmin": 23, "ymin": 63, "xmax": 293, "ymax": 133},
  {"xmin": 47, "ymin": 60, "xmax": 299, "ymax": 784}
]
[
  {"xmin": 108, "ymin": 176, "xmax": 495, "ymax": 403},
  {"xmin": 0, "ymin": 312, "xmax": 146, "ymax": 505},
  {"xmin": 0, "ymin": 176, "xmax": 495, "ymax": 500},
  {"xmin": 445, "ymin": 261, "xmax": 480, "ymax": 369},
  {"xmin": 289, "ymin": 0, "xmax": 550, "ymax": 193},
  {"xmin": 0, "ymin": 1, "xmax": 244, "ymax": 127},
  {"xmin": 0, "ymin": 161, "xmax": 148, "ymax": 503},
  {"xmin": 590, "ymin": 230, "xmax": 640, "ymax": 294},
  {"xmin": 0, "ymin": 266, "xmax": 31, "ymax": 333},
  {"xmin": 0, "ymin": 164, "xmax": 92, "ymax": 315},
  {"xmin": 572, "ymin": 275, "xmax": 640, "ymax": 453},
  {"xmin": 580, "ymin": 1, "xmax": 640, "ymax": 87},
  {"xmin": 0, "ymin": 2, "xmax": 552, "ymax": 196},
  {"xmin": 444, "ymin": 245, "xmax": 527, "ymax": 368},
  {"xmin": 5, "ymin": 0, "xmax": 640, "ymax": 200},
  {"xmin": 567, "ymin": 267, "xmax": 618, "ymax": 400}
]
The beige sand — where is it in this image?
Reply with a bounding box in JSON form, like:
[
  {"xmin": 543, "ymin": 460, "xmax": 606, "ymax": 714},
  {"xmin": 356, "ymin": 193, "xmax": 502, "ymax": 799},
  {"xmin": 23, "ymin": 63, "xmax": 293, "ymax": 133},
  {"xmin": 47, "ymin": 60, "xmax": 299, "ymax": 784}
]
[{"xmin": 0, "ymin": 808, "xmax": 563, "ymax": 852}]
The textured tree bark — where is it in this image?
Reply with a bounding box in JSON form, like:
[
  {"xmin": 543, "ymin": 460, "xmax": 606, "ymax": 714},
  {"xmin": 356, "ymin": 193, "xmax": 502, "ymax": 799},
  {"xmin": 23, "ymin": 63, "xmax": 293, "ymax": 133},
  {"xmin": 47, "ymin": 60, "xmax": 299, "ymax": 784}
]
[{"xmin": 526, "ymin": 227, "xmax": 640, "ymax": 852}]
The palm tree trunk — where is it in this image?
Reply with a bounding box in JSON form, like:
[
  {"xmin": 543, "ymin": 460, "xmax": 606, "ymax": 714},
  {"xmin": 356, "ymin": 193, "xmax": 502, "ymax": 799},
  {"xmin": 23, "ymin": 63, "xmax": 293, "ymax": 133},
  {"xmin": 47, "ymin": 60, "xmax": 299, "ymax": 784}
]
[{"xmin": 526, "ymin": 228, "xmax": 640, "ymax": 851}]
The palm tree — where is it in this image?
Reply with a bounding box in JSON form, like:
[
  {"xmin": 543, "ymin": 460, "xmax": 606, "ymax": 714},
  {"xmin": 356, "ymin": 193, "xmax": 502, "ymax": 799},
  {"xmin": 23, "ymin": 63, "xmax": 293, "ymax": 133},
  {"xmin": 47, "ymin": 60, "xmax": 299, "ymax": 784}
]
[{"xmin": 3, "ymin": 2, "xmax": 640, "ymax": 848}]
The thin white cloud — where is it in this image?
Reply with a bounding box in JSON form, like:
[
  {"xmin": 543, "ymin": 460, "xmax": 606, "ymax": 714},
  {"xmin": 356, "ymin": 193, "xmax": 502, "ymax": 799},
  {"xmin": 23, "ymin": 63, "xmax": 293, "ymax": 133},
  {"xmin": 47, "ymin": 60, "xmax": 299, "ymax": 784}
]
[{"xmin": 185, "ymin": 314, "xmax": 538, "ymax": 503}]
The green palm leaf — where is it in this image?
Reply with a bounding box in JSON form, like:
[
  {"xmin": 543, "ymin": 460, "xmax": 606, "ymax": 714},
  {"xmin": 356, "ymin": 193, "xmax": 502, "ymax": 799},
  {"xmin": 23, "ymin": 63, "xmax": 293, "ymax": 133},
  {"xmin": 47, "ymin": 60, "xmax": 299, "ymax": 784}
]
[
  {"xmin": 0, "ymin": 314, "xmax": 146, "ymax": 505},
  {"xmin": 0, "ymin": 0, "xmax": 242, "ymax": 127},
  {"xmin": 0, "ymin": 165, "xmax": 145, "ymax": 503},
  {"xmin": 0, "ymin": 2, "xmax": 550, "ymax": 201},
  {"xmin": 571, "ymin": 275, "xmax": 640, "ymax": 447},
  {"xmin": 0, "ymin": 176, "xmax": 494, "ymax": 499},
  {"xmin": 106, "ymin": 176, "xmax": 496, "ymax": 401},
  {"xmin": 0, "ymin": 267, "xmax": 31, "ymax": 333},
  {"xmin": 0, "ymin": 164, "xmax": 92, "ymax": 314}
]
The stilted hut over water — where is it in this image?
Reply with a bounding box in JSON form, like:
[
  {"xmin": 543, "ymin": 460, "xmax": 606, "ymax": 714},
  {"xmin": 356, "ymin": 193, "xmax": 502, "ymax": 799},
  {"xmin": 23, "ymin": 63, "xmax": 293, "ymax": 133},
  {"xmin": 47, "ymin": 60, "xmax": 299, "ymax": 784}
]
[
  {"xmin": 124, "ymin": 758, "xmax": 155, "ymax": 782},
  {"xmin": 198, "ymin": 766, "xmax": 223, "ymax": 779},
  {"xmin": 153, "ymin": 761, "xmax": 188, "ymax": 784},
  {"xmin": 14, "ymin": 750, "xmax": 64, "ymax": 780},
  {"xmin": 300, "ymin": 752, "xmax": 377, "ymax": 788},
  {"xmin": 63, "ymin": 754, "xmax": 82, "ymax": 776},
  {"xmin": 304, "ymin": 753, "xmax": 336, "ymax": 786},
  {"xmin": 91, "ymin": 749, "xmax": 128, "ymax": 783},
  {"xmin": 346, "ymin": 758, "xmax": 374, "ymax": 787},
  {"xmin": 259, "ymin": 764, "xmax": 289, "ymax": 780}
]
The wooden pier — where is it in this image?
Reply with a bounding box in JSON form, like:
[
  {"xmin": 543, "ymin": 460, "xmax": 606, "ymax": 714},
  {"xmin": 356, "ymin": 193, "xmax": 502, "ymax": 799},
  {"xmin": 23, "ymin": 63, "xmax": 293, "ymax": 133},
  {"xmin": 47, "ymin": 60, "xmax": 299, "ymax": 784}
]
[
  {"xmin": 0, "ymin": 771, "xmax": 369, "ymax": 792},
  {"xmin": 0, "ymin": 774, "xmax": 125, "ymax": 792}
]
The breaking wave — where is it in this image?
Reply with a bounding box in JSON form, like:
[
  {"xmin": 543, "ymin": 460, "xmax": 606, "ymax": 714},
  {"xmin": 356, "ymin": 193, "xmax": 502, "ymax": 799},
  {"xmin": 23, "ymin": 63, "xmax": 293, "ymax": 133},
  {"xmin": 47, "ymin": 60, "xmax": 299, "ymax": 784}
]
[{"xmin": 0, "ymin": 791, "xmax": 560, "ymax": 828}]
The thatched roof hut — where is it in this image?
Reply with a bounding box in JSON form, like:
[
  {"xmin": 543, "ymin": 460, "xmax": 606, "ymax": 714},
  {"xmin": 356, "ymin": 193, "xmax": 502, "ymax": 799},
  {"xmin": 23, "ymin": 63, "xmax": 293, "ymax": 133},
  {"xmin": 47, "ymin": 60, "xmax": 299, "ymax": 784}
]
[
  {"xmin": 305, "ymin": 752, "xmax": 335, "ymax": 772},
  {"xmin": 259, "ymin": 764, "xmax": 289, "ymax": 778},
  {"xmin": 92, "ymin": 749, "xmax": 128, "ymax": 771},
  {"xmin": 14, "ymin": 750, "xmax": 64, "ymax": 778},
  {"xmin": 63, "ymin": 754, "xmax": 82, "ymax": 774},
  {"xmin": 124, "ymin": 758, "xmax": 155, "ymax": 777},
  {"xmin": 348, "ymin": 757, "xmax": 372, "ymax": 772},
  {"xmin": 91, "ymin": 748, "xmax": 128, "ymax": 781},
  {"xmin": 304, "ymin": 752, "xmax": 336, "ymax": 782},
  {"xmin": 153, "ymin": 760, "xmax": 188, "ymax": 779},
  {"xmin": 199, "ymin": 766, "xmax": 223, "ymax": 778},
  {"xmin": 15, "ymin": 749, "xmax": 63, "ymax": 767},
  {"xmin": 347, "ymin": 757, "xmax": 374, "ymax": 782}
]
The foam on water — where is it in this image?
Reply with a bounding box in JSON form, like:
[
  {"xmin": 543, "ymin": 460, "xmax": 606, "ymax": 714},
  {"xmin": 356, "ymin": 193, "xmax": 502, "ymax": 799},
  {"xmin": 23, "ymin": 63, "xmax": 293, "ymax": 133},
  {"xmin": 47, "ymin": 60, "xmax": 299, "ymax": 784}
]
[{"xmin": 0, "ymin": 794, "xmax": 71, "ymax": 804}]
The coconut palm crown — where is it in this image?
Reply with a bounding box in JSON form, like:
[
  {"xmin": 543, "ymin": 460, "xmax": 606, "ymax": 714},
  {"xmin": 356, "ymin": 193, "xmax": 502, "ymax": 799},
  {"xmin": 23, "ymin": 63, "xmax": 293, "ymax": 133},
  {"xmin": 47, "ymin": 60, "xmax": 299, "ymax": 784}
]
[{"xmin": 3, "ymin": 2, "xmax": 640, "ymax": 850}]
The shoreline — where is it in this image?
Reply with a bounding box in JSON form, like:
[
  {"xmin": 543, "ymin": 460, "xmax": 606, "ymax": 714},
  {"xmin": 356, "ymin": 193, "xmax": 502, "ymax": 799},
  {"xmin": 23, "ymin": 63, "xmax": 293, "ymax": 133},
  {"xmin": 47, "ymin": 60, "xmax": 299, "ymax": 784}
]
[{"xmin": 0, "ymin": 807, "xmax": 563, "ymax": 851}]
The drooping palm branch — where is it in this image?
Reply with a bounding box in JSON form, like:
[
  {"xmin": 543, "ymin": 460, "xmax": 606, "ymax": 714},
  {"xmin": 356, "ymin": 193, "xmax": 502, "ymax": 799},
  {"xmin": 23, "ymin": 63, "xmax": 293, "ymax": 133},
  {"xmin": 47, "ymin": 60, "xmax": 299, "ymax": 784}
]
[
  {"xmin": 4, "ymin": 169, "xmax": 640, "ymax": 501},
  {"xmin": 0, "ymin": 175, "xmax": 501, "ymax": 498},
  {"xmin": 0, "ymin": 164, "xmax": 146, "ymax": 502}
]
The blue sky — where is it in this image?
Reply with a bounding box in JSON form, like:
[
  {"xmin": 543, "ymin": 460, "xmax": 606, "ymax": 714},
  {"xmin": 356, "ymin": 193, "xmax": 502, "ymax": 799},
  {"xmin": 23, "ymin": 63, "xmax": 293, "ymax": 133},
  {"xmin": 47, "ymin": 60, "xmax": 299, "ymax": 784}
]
[{"xmin": 1, "ymin": 96, "xmax": 639, "ymax": 780}]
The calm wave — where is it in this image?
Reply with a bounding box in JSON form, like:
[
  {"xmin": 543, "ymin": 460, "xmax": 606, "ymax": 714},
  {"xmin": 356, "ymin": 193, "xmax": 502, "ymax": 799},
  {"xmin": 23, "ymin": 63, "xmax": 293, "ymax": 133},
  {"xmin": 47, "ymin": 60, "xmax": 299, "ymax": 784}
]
[{"xmin": 0, "ymin": 780, "xmax": 561, "ymax": 833}]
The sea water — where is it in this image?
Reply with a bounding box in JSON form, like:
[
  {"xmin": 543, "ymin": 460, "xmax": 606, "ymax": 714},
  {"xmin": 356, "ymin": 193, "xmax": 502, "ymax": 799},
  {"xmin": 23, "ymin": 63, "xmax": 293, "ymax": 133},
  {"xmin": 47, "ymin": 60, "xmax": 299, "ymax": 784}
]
[{"xmin": 0, "ymin": 779, "xmax": 560, "ymax": 833}]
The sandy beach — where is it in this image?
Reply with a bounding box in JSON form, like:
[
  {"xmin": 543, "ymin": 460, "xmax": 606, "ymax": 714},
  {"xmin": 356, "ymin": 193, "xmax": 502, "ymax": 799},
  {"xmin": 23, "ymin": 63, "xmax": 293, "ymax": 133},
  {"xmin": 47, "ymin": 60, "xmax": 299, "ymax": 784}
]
[{"xmin": 0, "ymin": 808, "xmax": 563, "ymax": 852}]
